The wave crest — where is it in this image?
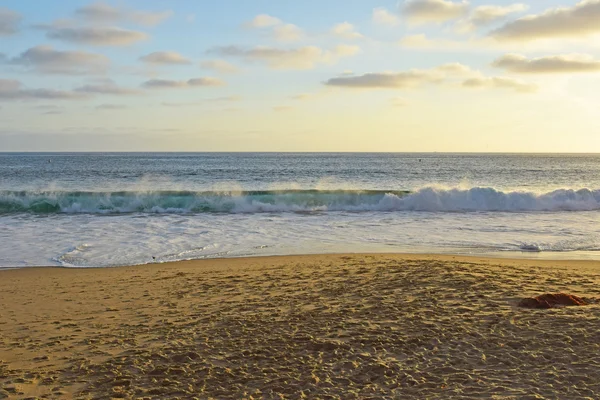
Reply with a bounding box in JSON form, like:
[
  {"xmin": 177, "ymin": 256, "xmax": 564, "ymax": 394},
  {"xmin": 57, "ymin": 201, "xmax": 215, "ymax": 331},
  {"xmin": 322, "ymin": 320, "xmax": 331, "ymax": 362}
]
[{"xmin": 1, "ymin": 187, "xmax": 600, "ymax": 214}]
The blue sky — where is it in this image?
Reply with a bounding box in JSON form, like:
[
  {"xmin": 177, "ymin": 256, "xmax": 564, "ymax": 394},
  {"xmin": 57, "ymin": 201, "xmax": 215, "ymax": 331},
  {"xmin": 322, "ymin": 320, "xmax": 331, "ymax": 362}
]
[{"xmin": 1, "ymin": 0, "xmax": 600, "ymax": 151}]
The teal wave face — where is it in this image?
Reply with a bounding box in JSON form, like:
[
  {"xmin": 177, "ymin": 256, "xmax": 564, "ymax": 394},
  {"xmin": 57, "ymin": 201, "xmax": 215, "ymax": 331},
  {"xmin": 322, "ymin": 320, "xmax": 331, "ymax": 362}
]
[{"xmin": 0, "ymin": 190, "xmax": 411, "ymax": 215}]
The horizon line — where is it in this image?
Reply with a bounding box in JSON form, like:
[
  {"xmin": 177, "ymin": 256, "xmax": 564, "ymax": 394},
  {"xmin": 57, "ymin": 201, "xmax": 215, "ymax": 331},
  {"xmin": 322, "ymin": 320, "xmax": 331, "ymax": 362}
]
[{"xmin": 1, "ymin": 151, "xmax": 600, "ymax": 155}]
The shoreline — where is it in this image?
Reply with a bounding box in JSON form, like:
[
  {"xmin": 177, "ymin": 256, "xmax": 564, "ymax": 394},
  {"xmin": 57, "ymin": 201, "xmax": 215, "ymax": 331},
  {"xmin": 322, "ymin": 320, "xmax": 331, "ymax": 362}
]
[
  {"xmin": 3, "ymin": 251, "xmax": 600, "ymax": 272},
  {"xmin": 1, "ymin": 253, "xmax": 599, "ymax": 398}
]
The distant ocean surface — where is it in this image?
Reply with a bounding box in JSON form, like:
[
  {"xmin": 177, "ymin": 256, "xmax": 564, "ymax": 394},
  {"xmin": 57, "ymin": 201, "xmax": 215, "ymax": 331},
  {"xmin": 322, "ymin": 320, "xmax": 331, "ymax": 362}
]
[{"xmin": 2, "ymin": 152, "xmax": 600, "ymax": 268}]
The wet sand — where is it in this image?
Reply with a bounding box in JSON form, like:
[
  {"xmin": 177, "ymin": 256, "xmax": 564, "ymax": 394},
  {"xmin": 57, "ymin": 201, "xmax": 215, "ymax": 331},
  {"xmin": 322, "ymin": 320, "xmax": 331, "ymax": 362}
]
[{"xmin": 1, "ymin": 254, "xmax": 599, "ymax": 399}]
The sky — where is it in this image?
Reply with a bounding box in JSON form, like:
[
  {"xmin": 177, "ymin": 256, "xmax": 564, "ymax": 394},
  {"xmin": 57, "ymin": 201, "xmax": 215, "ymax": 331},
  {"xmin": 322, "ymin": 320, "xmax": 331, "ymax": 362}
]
[{"xmin": 1, "ymin": 0, "xmax": 600, "ymax": 152}]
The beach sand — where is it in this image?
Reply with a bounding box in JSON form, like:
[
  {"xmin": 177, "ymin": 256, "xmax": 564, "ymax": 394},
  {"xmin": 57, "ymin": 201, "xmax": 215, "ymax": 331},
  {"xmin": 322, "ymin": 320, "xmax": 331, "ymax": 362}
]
[{"xmin": 1, "ymin": 254, "xmax": 600, "ymax": 399}]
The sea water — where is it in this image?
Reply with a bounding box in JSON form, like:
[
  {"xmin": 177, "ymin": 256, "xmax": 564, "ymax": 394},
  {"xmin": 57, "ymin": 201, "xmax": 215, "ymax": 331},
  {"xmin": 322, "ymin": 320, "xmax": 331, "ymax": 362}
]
[{"xmin": 1, "ymin": 152, "xmax": 600, "ymax": 267}]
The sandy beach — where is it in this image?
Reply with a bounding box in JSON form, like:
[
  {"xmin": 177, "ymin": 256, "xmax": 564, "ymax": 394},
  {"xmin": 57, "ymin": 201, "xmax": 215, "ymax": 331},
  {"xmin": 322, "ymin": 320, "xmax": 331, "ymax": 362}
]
[{"xmin": 1, "ymin": 253, "xmax": 600, "ymax": 399}]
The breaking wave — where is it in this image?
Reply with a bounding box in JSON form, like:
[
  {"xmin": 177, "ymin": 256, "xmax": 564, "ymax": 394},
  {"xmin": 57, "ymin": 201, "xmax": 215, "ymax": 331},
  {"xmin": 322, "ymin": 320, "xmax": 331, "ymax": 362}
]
[{"xmin": 2, "ymin": 187, "xmax": 600, "ymax": 214}]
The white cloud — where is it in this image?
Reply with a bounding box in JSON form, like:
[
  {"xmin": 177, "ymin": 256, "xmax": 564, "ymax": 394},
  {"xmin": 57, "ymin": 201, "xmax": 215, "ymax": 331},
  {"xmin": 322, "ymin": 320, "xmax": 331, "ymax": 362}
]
[
  {"xmin": 456, "ymin": 3, "xmax": 528, "ymax": 32},
  {"xmin": 492, "ymin": 53, "xmax": 600, "ymax": 73},
  {"xmin": 75, "ymin": 80, "xmax": 143, "ymax": 95},
  {"xmin": 325, "ymin": 63, "xmax": 473, "ymax": 89},
  {"xmin": 331, "ymin": 22, "xmax": 363, "ymax": 39},
  {"xmin": 45, "ymin": 26, "xmax": 148, "ymax": 46},
  {"xmin": 200, "ymin": 59, "xmax": 240, "ymax": 74},
  {"xmin": 272, "ymin": 24, "xmax": 304, "ymax": 42},
  {"xmin": 492, "ymin": 0, "xmax": 600, "ymax": 41},
  {"xmin": 0, "ymin": 8, "xmax": 21, "ymax": 36},
  {"xmin": 209, "ymin": 45, "xmax": 360, "ymax": 70},
  {"xmin": 0, "ymin": 79, "xmax": 89, "ymax": 101},
  {"xmin": 247, "ymin": 14, "xmax": 282, "ymax": 28},
  {"xmin": 372, "ymin": 8, "xmax": 399, "ymax": 26},
  {"xmin": 139, "ymin": 51, "xmax": 191, "ymax": 65},
  {"xmin": 245, "ymin": 14, "xmax": 304, "ymax": 42},
  {"xmin": 470, "ymin": 3, "xmax": 528, "ymax": 26},
  {"xmin": 8, "ymin": 45, "xmax": 109, "ymax": 74},
  {"xmin": 325, "ymin": 63, "xmax": 536, "ymax": 93},
  {"xmin": 75, "ymin": 2, "xmax": 173, "ymax": 26},
  {"xmin": 403, "ymin": 0, "xmax": 469, "ymax": 24},
  {"xmin": 142, "ymin": 77, "xmax": 226, "ymax": 89},
  {"xmin": 462, "ymin": 76, "xmax": 536, "ymax": 92}
]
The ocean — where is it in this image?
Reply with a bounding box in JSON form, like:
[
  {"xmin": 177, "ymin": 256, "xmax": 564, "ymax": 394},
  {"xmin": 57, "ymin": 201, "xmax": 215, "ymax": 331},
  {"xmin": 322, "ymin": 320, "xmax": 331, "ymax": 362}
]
[{"xmin": 1, "ymin": 152, "xmax": 600, "ymax": 268}]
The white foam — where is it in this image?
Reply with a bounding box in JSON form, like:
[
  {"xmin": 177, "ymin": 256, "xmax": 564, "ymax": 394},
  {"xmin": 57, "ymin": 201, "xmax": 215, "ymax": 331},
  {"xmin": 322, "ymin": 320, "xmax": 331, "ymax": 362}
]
[
  {"xmin": 2, "ymin": 208, "xmax": 600, "ymax": 268},
  {"xmin": 2, "ymin": 187, "xmax": 600, "ymax": 214}
]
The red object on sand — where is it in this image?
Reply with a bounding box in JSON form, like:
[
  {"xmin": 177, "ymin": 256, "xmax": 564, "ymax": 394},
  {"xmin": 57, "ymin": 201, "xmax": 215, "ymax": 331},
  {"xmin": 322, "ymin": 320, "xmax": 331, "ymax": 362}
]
[{"xmin": 518, "ymin": 293, "xmax": 588, "ymax": 309}]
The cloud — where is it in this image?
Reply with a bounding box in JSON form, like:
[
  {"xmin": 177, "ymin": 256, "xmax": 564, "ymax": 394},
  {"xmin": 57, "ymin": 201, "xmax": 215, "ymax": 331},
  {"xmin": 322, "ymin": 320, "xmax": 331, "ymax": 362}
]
[
  {"xmin": 272, "ymin": 24, "xmax": 304, "ymax": 42},
  {"xmin": 75, "ymin": 80, "xmax": 143, "ymax": 95},
  {"xmin": 326, "ymin": 72, "xmax": 425, "ymax": 88},
  {"xmin": 247, "ymin": 14, "xmax": 282, "ymax": 28},
  {"xmin": 372, "ymin": 7, "xmax": 399, "ymax": 26},
  {"xmin": 44, "ymin": 26, "xmax": 148, "ymax": 46},
  {"xmin": 324, "ymin": 63, "xmax": 536, "ymax": 93},
  {"xmin": 457, "ymin": 3, "xmax": 528, "ymax": 32},
  {"xmin": 0, "ymin": 8, "xmax": 21, "ymax": 36},
  {"xmin": 208, "ymin": 45, "xmax": 359, "ymax": 70},
  {"xmin": 245, "ymin": 14, "xmax": 304, "ymax": 42},
  {"xmin": 0, "ymin": 79, "xmax": 88, "ymax": 101},
  {"xmin": 334, "ymin": 45, "xmax": 361, "ymax": 57},
  {"xmin": 139, "ymin": 51, "xmax": 191, "ymax": 65},
  {"xmin": 492, "ymin": 53, "xmax": 600, "ymax": 73},
  {"xmin": 402, "ymin": 0, "xmax": 469, "ymax": 24},
  {"xmin": 492, "ymin": 0, "xmax": 600, "ymax": 41},
  {"xmin": 325, "ymin": 63, "xmax": 472, "ymax": 89},
  {"xmin": 470, "ymin": 4, "xmax": 528, "ymax": 26},
  {"xmin": 96, "ymin": 103, "xmax": 127, "ymax": 110},
  {"xmin": 200, "ymin": 59, "xmax": 239, "ymax": 74},
  {"xmin": 8, "ymin": 45, "xmax": 109, "ymax": 74},
  {"xmin": 75, "ymin": 2, "xmax": 172, "ymax": 26},
  {"xmin": 142, "ymin": 77, "xmax": 225, "ymax": 89},
  {"xmin": 331, "ymin": 22, "xmax": 363, "ymax": 39},
  {"xmin": 462, "ymin": 76, "xmax": 537, "ymax": 92}
]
